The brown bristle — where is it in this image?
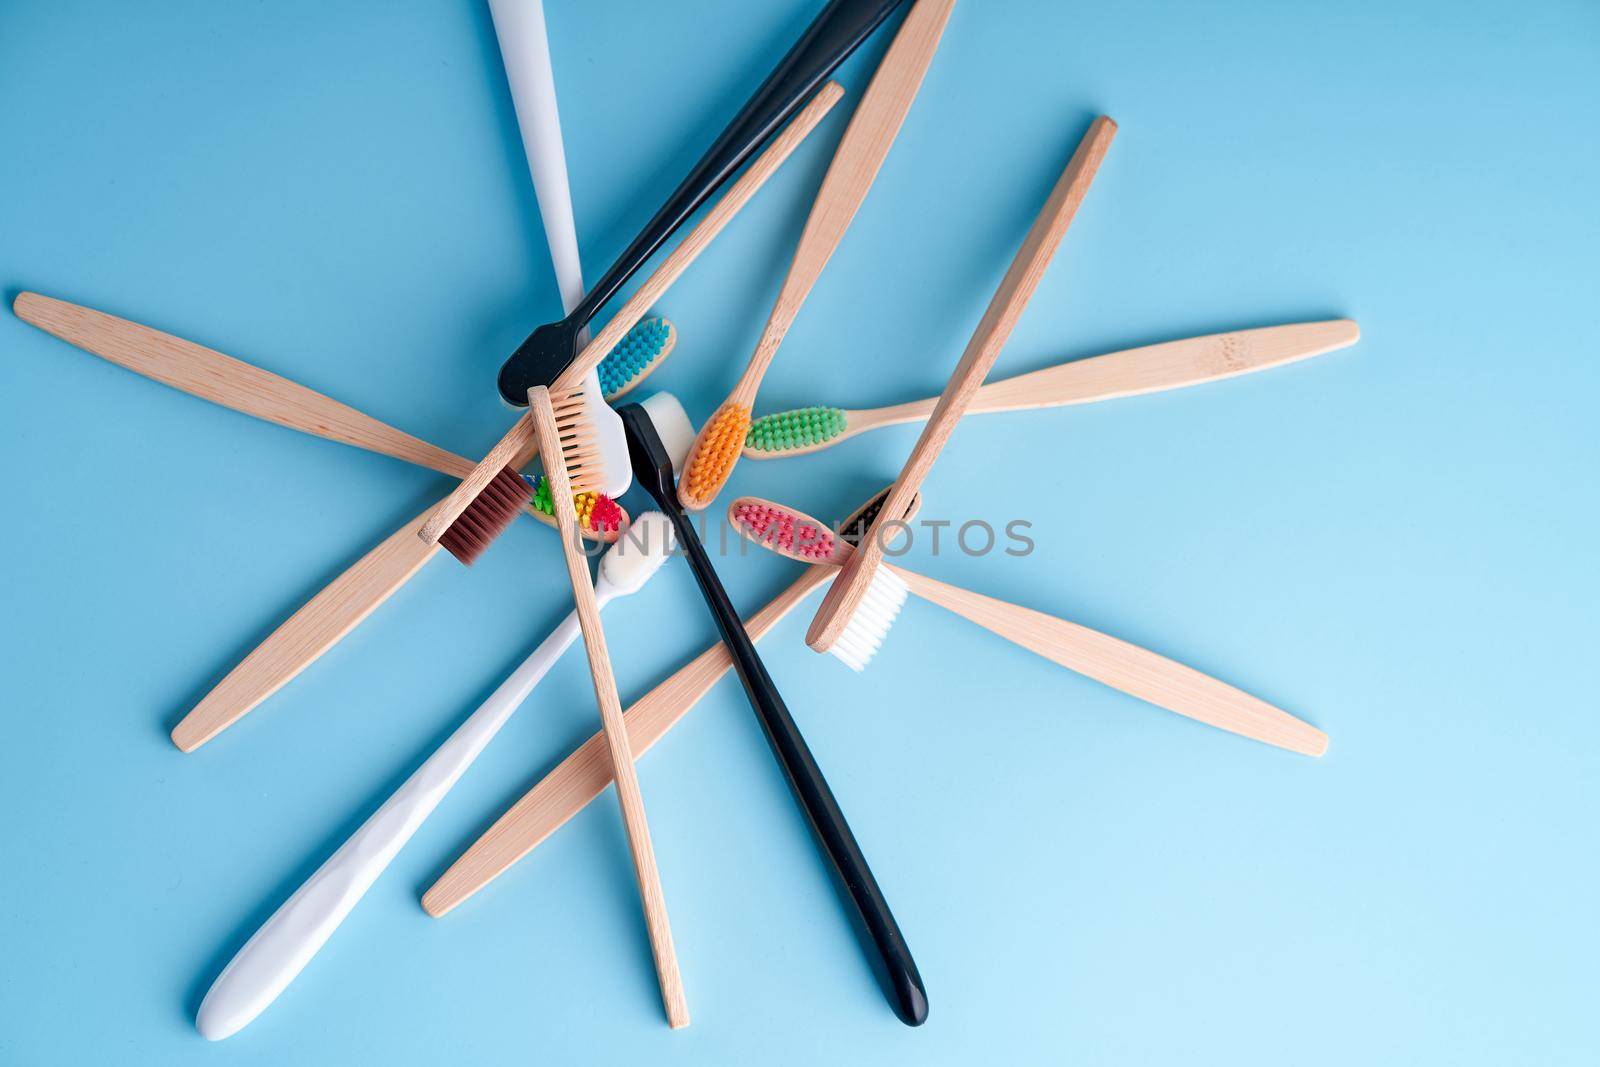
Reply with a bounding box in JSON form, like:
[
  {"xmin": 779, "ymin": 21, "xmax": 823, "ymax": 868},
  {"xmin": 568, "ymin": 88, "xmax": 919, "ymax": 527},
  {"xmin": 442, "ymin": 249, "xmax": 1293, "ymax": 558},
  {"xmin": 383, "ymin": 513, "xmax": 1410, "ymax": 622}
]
[
  {"xmin": 549, "ymin": 386, "xmax": 606, "ymax": 493},
  {"xmin": 841, "ymin": 488, "xmax": 923, "ymax": 548},
  {"xmin": 438, "ymin": 466, "xmax": 531, "ymax": 565}
]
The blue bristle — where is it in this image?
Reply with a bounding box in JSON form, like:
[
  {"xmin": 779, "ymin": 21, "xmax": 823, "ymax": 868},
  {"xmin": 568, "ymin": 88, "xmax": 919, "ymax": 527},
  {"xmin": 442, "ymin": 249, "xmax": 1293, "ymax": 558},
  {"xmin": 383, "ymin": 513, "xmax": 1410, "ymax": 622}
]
[{"xmin": 597, "ymin": 316, "xmax": 672, "ymax": 398}]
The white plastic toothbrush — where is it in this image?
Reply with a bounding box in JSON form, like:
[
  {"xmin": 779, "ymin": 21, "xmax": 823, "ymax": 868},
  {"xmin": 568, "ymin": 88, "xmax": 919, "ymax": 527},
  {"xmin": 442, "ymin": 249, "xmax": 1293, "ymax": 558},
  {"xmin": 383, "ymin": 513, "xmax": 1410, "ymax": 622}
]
[
  {"xmin": 488, "ymin": 0, "xmax": 632, "ymax": 482},
  {"xmin": 195, "ymin": 505, "xmax": 681, "ymax": 1040}
]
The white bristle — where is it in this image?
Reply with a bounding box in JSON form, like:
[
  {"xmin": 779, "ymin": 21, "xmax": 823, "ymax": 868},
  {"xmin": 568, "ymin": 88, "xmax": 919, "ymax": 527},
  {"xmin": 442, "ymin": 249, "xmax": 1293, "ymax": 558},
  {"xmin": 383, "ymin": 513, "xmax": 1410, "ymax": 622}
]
[
  {"xmin": 829, "ymin": 566, "xmax": 909, "ymax": 672},
  {"xmin": 597, "ymin": 512, "xmax": 676, "ymax": 594},
  {"xmin": 638, "ymin": 391, "xmax": 696, "ymax": 475}
]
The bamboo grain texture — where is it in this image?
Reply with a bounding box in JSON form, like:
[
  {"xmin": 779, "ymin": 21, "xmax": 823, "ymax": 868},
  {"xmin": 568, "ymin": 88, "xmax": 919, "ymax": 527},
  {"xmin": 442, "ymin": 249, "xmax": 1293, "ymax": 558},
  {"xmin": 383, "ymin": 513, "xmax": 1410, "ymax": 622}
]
[
  {"xmin": 11, "ymin": 292, "xmax": 607, "ymax": 538},
  {"xmin": 894, "ymin": 568, "xmax": 1328, "ymax": 756},
  {"xmin": 421, "ymin": 82, "xmax": 846, "ymax": 545},
  {"xmin": 733, "ymin": 0, "xmax": 954, "ymax": 409},
  {"xmin": 170, "ymin": 507, "xmax": 439, "ymax": 752},
  {"xmin": 743, "ymin": 319, "xmax": 1361, "ymax": 458},
  {"xmin": 529, "ymin": 387, "xmax": 688, "ymax": 1029},
  {"xmin": 808, "ymin": 115, "xmax": 1117, "ymax": 652}
]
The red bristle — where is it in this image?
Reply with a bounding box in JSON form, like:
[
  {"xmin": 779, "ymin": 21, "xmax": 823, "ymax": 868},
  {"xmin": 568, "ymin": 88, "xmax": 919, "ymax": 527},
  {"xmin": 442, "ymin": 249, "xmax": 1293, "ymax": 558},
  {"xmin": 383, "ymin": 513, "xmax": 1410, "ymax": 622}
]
[
  {"xmin": 589, "ymin": 495, "xmax": 623, "ymax": 533},
  {"xmin": 438, "ymin": 467, "xmax": 531, "ymax": 565}
]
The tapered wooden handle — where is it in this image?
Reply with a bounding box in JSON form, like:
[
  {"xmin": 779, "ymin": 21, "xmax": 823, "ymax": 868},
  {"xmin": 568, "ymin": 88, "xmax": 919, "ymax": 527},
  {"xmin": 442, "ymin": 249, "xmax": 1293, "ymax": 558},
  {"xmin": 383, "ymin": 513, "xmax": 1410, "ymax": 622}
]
[
  {"xmin": 530, "ymin": 387, "xmax": 688, "ymax": 1029},
  {"xmin": 170, "ymin": 508, "xmax": 439, "ymax": 752},
  {"xmin": 14, "ymin": 292, "xmax": 464, "ymax": 476},
  {"xmin": 895, "ymin": 567, "xmax": 1328, "ymax": 756},
  {"xmin": 421, "ymin": 83, "xmax": 844, "ymax": 547},
  {"xmin": 965, "ymin": 319, "xmax": 1360, "ymax": 414},
  {"xmin": 735, "ymin": 0, "xmax": 954, "ymax": 400},
  {"xmin": 11, "ymin": 292, "xmax": 614, "ymax": 539},
  {"xmin": 422, "ymin": 567, "xmax": 832, "ymax": 917},
  {"xmin": 808, "ymin": 116, "xmax": 1116, "ymax": 651}
]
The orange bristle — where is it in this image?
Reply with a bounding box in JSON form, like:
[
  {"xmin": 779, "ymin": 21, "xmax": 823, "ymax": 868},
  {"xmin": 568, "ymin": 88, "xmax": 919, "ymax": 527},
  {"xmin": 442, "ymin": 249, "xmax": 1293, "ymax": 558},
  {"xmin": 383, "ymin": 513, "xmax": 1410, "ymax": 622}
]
[
  {"xmin": 438, "ymin": 466, "xmax": 531, "ymax": 565},
  {"xmin": 682, "ymin": 404, "xmax": 750, "ymax": 504}
]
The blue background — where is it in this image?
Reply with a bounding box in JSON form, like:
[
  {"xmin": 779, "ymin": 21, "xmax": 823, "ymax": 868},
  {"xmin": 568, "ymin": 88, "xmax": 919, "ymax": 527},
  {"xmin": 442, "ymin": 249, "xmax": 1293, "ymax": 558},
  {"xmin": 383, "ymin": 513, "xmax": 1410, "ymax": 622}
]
[{"xmin": 2, "ymin": 1, "xmax": 1597, "ymax": 1063}]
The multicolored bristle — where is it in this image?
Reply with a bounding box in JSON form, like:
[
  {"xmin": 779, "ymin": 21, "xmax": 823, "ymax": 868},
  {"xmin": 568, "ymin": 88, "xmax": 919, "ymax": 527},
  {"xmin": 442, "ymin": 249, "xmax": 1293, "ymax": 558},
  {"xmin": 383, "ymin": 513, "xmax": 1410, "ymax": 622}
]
[
  {"xmin": 598, "ymin": 316, "xmax": 675, "ymax": 401},
  {"xmin": 744, "ymin": 406, "xmax": 847, "ymax": 455},
  {"xmin": 732, "ymin": 501, "xmax": 836, "ymax": 561},
  {"xmin": 679, "ymin": 403, "xmax": 750, "ymax": 507},
  {"xmin": 439, "ymin": 466, "xmax": 531, "ymax": 565},
  {"xmin": 523, "ymin": 474, "xmax": 626, "ymax": 536}
]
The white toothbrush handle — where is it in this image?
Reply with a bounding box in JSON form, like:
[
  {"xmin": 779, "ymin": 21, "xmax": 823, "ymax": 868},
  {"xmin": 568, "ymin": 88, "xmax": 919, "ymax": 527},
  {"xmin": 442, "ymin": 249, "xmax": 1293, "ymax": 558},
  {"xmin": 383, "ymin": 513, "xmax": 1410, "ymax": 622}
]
[
  {"xmin": 195, "ymin": 589, "xmax": 608, "ymax": 1040},
  {"xmin": 489, "ymin": 0, "xmax": 584, "ymax": 318}
]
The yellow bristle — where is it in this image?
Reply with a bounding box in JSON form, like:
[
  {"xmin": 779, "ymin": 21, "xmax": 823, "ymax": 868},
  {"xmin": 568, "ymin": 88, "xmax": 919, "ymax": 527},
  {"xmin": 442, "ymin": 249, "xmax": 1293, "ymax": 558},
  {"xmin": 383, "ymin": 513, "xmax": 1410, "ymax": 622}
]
[{"xmin": 682, "ymin": 404, "xmax": 751, "ymax": 504}]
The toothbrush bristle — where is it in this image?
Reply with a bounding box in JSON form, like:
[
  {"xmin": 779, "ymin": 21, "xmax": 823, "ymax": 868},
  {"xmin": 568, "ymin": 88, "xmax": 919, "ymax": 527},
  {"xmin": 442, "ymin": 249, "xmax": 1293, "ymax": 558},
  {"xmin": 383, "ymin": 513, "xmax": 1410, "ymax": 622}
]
[
  {"xmin": 733, "ymin": 502, "xmax": 835, "ymax": 560},
  {"xmin": 439, "ymin": 466, "xmax": 531, "ymax": 565},
  {"xmin": 524, "ymin": 474, "xmax": 625, "ymax": 535},
  {"xmin": 548, "ymin": 384, "xmax": 607, "ymax": 493},
  {"xmin": 745, "ymin": 406, "xmax": 847, "ymax": 453},
  {"xmin": 598, "ymin": 316, "xmax": 675, "ymax": 401},
  {"xmin": 830, "ymin": 566, "xmax": 909, "ymax": 672},
  {"xmin": 681, "ymin": 404, "xmax": 750, "ymax": 504},
  {"xmin": 588, "ymin": 494, "xmax": 625, "ymax": 533}
]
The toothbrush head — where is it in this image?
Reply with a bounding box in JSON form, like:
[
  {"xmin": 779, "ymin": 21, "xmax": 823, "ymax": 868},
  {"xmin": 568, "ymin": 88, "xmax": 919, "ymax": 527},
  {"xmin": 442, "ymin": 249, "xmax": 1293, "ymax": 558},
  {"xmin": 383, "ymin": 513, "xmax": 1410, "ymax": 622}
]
[
  {"xmin": 744, "ymin": 406, "xmax": 848, "ymax": 456},
  {"xmin": 616, "ymin": 402, "xmax": 679, "ymax": 507},
  {"xmin": 829, "ymin": 565, "xmax": 908, "ymax": 673},
  {"xmin": 727, "ymin": 488, "xmax": 918, "ymax": 668},
  {"xmin": 730, "ymin": 499, "xmax": 840, "ymax": 563},
  {"xmin": 598, "ymin": 317, "xmax": 676, "ymax": 402},
  {"xmin": 677, "ymin": 402, "xmax": 751, "ymax": 510},
  {"xmin": 522, "ymin": 474, "xmax": 626, "ymax": 537},
  {"xmin": 599, "ymin": 511, "xmax": 677, "ymax": 594}
]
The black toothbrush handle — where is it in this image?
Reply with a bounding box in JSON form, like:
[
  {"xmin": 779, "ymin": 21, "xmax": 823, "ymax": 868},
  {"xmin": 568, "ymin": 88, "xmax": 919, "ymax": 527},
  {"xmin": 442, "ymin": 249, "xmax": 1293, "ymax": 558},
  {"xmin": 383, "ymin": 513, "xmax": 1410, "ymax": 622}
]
[
  {"xmin": 662, "ymin": 504, "xmax": 928, "ymax": 1026},
  {"xmin": 569, "ymin": 0, "xmax": 907, "ymax": 330},
  {"xmin": 498, "ymin": 0, "xmax": 906, "ymax": 402}
]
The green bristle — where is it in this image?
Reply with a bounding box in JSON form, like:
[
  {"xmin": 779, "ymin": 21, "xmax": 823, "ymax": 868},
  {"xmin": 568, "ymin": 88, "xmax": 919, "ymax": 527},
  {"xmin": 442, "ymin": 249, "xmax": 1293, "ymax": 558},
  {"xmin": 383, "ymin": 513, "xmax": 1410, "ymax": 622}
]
[
  {"xmin": 744, "ymin": 406, "xmax": 848, "ymax": 453},
  {"xmin": 523, "ymin": 473, "xmax": 554, "ymax": 516},
  {"xmin": 597, "ymin": 316, "xmax": 672, "ymax": 399}
]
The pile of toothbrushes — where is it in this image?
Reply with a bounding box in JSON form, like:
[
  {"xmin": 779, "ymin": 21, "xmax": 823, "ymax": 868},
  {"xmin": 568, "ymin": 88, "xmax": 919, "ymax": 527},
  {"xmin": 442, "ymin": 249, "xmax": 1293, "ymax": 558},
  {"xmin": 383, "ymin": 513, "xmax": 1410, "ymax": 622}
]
[{"xmin": 10, "ymin": 0, "xmax": 1357, "ymax": 1041}]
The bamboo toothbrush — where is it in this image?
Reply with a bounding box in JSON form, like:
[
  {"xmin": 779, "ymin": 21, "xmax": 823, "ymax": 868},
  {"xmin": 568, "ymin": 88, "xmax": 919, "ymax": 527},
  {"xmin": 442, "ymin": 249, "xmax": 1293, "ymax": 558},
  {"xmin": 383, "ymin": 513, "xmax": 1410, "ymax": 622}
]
[
  {"xmin": 169, "ymin": 90, "xmax": 838, "ymax": 749},
  {"xmin": 676, "ymin": 0, "xmax": 956, "ymax": 511},
  {"xmin": 194, "ymin": 510, "xmax": 680, "ymax": 1041},
  {"xmin": 808, "ymin": 116, "xmax": 1117, "ymax": 653},
  {"xmin": 167, "ymin": 394, "xmax": 681, "ymax": 752},
  {"xmin": 731, "ymin": 496, "xmax": 1329, "ymax": 755},
  {"xmin": 494, "ymin": 0, "xmax": 905, "ymax": 406},
  {"xmin": 11, "ymin": 292, "xmax": 627, "ymax": 540},
  {"xmin": 527, "ymin": 383, "xmax": 689, "ymax": 1028},
  {"xmin": 742, "ymin": 319, "xmax": 1361, "ymax": 458},
  {"xmin": 618, "ymin": 405, "xmax": 927, "ymax": 1025},
  {"xmin": 420, "ymin": 83, "xmax": 844, "ymax": 550},
  {"xmin": 422, "ymin": 487, "xmax": 920, "ymax": 921}
]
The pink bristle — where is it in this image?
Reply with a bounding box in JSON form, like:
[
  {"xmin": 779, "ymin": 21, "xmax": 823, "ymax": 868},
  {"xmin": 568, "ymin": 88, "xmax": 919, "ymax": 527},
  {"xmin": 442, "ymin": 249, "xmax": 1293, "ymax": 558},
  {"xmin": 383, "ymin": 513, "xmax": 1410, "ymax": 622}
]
[{"xmin": 734, "ymin": 502, "xmax": 834, "ymax": 560}]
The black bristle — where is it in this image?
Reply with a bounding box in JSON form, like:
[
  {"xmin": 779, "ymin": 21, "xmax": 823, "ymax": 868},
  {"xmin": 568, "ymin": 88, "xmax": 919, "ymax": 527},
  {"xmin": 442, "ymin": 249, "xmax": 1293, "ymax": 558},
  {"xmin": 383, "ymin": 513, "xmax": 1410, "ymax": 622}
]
[{"xmin": 439, "ymin": 466, "xmax": 530, "ymax": 565}]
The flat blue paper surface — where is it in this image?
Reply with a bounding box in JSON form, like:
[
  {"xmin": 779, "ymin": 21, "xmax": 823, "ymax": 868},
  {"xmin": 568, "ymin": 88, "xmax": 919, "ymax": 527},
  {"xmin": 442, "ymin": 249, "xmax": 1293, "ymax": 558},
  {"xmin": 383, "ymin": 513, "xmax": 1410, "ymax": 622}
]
[{"xmin": 2, "ymin": 1, "xmax": 1597, "ymax": 1063}]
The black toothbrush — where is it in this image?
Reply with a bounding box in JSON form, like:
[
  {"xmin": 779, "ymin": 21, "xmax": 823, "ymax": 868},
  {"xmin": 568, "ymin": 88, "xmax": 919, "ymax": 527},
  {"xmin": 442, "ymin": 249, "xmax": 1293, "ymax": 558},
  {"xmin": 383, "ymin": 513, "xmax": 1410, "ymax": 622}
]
[
  {"xmin": 497, "ymin": 0, "xmax": 909, "ymax": 404},
  {"xmin": 617, "ymin": 403, "xmax": 928, "ymax": 1026}
]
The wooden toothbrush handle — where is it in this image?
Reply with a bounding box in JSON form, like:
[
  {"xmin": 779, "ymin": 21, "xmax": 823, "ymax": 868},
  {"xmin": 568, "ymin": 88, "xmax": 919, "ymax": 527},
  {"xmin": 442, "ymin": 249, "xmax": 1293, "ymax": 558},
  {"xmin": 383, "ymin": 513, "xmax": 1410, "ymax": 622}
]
[
  {"xmin": 13, "ymin": 293, "xmax": 464, "ymax": 477},
  {"xmin": 893, "ymin": 567, "xmax": 1329, "ymax": 757},
  {"xmin": 961, "ymin": 319, "xmax": 1361, "ymax": 414},
  {"xmin": 422, "ymin": 83, "xmax": 844, "ymax": 546},
  {"xmin": 422, "ymin": 566, "xmax": 833, "ymax": 918},
  {"xmin": 868, "ymin": 319, "xmax": 1363, "ymax": 425},
  {"xmin": 808, "ymin": 115, "xmax": 1117, "ymax": 652},
  {"xmin": 735, "ymin": 0, "xmax": 956, "ymax": 401},
  {"xmin": 529, "ymin": 388, "xmax": 689, "ymax": 1030},
  {"xmin": 170, "ymin": 507, "xmax": 439, "ymax": 752},
  {"xmin": 11, "ymin": 292, "xmax": 608, "ymax": 538}
]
